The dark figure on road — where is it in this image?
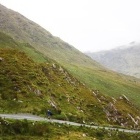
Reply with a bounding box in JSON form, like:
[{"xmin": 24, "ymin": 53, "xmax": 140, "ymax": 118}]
[{"xmin": 47, "ymin": 110, "xmax": 52, "ymax": 119}]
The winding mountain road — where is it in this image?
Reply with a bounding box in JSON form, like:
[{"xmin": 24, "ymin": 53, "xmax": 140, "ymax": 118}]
[{"xmin": 0, "ymin": 113, "xmax": 140, "ymax": 133}]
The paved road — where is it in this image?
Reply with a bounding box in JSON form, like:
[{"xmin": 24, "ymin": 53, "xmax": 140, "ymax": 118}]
[{"xmin": 0, "ymin": 114, "xmax": 140, "ymax": 133}]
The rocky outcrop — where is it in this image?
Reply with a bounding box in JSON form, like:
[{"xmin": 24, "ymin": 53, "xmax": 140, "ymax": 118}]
[{"xmin": 92, "ymin": 91, "xmax": 140, "ymax": 128}]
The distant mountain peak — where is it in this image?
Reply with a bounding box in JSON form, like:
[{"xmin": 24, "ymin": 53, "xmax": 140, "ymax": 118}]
[
  {"xmin": 115, "ymin": 41, "xmax": 139, "ymax": 50},
  {"xmin": 86, "ymin": 42, "xmax": 140, "ymax": 78}
]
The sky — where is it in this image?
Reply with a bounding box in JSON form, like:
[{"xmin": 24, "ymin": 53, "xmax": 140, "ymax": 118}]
[{"xmin": 0, "ymin": 0, "xmax": 140, "ymax": 52}]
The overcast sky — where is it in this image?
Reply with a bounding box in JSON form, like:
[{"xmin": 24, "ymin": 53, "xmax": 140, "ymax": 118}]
[{"xmin": 0, "ymin": 0, "xmax": 140, "ymax": 52}]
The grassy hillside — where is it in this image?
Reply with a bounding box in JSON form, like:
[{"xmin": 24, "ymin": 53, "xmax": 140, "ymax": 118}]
[
  {"xmin": 0, "ymin": 31, "xmax": 50, "ymax": 63},
  {"xmin": 0, "ymin": 47, "xmax": 107, "ymax": 124},
  {"xmin": 0, "ymin": 4, "xmax": 140, "ymax": 110},
  {"xmin": 1, "ymin": 47, "xmax": 140, "ymax": 128},
  {"xmin": 0, "ymin": 4, "xmax": 140, "ymax": 128},
  {"xmin": 0, "ymin": 48, "xmax": 101, "ymax": 123},
  {"xmin": 65, "ymin": 64, "xmax": 140, "ymax": 107}
]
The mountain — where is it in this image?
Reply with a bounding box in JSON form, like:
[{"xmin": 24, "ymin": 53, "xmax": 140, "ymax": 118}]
[
  {"xmin": 0, "ymin": 3, "xmax": 140, "ymax": 113},
  {"xmin": 0, "ymin": 40, "xmax": 140, "ymax": 128},
  {"xmin": 0, "ymin": 4, "xmax": 100, "ymax": 68},
  {"xmin": 86, "ymin": 42, "xmax": 140, "ymax": 78}
]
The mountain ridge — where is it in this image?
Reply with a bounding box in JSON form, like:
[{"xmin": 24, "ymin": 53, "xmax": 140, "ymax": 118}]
[
  {"xmin": 0, "ymin": 4, "xmax": 101, "ymax": 69},
  {"xmin": 86, "ymin": 43, "xmax": 140, "ymax": 78}
]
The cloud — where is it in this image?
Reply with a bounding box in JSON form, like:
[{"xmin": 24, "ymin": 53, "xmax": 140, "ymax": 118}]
[{"xmin": 1, "ymin": 0, "xmax": 140, "ymax": 52}]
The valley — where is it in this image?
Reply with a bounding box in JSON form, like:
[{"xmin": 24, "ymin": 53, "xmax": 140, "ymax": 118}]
[{"xmin": 0, "ymin": 3, "xmax": 140, "ymax": 139}]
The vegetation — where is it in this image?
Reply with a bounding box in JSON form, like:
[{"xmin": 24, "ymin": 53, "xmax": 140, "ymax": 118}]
[
  {"xmin": 0, "ymin": 118, "xmax": 140, "ymax": 140},
  {"xmin": 0, "ymin": 48, "xmax": 106, "ymax": 124},
  {"xmin": 0, "ymin": 32, "xmax": 48, "ymax": 63},
  {"xmin": 0, "ymin": 4, "xmax": 140, "ymax": 133},
  {"xmin": 0, "ymin": 31, "xmax": 140, "ymax": 128},
  {"xmin": 0, "ymin": 47, "xmax": 140, "ymax": 128},
  {"xmin": 0, "ymin": 4, "xmax": 140, "ymax": 110},
  {"xmin": 65, "ymin": 64, "xmax": 140, "ymax": 108}
]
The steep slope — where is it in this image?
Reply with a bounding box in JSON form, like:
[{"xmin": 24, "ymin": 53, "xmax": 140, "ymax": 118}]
[
  {"xmin": 0, "ymin": 48, "xmax": 103, "ymax": 123},
  {"xmin": 86, "ymin": 42, "xmax": 140, "ymax": 78},
  {"xmin": 0, "ymin": 31, "xmax": 51, "ymax": 63},
  {"xmin": 0, "ymin": 4, "xmax": 100, "ymax": 68},
  {"xmin": 1, "ymin": 48, "xmax": 140, "ymax": 128},
  {"xmin": 0, "ymin": 4, "xmax": 140, "ymax": 110},
  {"xmin": 0, "ymin": 32, "xmax": 140, "ymax": 128}
]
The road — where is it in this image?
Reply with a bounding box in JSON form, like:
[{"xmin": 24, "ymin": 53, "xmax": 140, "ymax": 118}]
[{"xmin": 0, "ymin": 113, "xmax": 140, "ymax": 133}]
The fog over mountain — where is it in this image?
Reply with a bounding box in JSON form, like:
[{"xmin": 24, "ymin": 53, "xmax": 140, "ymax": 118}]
[{"xmin": 86, "ymin": 42, "xmax": 140, "ymax": 78}]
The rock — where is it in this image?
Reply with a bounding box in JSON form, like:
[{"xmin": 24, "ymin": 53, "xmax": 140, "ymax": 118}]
[
  {"xmin": 35, "ymin": 89, "xmax": 42, "ymax": 96},
  {"xmin": 67, "ymin": 97, "xmax": 70, "ymax": 103},
  {"xmin": 77, "ymin": 106, "xmax": 80, "ymax": 110},
  {"xmin": 0, "ymin": 57, "xmax": 3, "ymax": 61},
  {"xmin": 59, "ymin": 66, "xmax": 64, "ymax": 73},
  {"xmin": 82, "ymin": 133, "xmax": 86, "ymax": 137},
  {"xmin": 119, "ymin": 94, "xmax": 130, "ymax": 102},
  {"xmin": 121, "ymin": 123, "xmax": 124, "ymax": 126},
  {"xmin": 100, "ymin": 96, "xmax": 107, "ymax": 101},
  {"xmin": 128, "ymin": 114, "xmax": 138, "ymax": 125},
  {"xmin": 111, "ymin": 97, "xmax": 117, "ymax": 103},
  {"xmin": 107, "ymin": 102, "xmax": 115, "ymax": 110},
  {"xmin": 136, "ymin": 116, "xmax": 140, "ymax": 120},
  {"xmin": 52, "ymin": 63, "xmax": 56, "ymax": 69},
  {"xmin": 48, "ymin": 99, "xmax": 57, "ymax": 109},
  {"xmin": 122, "ymin": 94, "xmax": 129, "ymax": 102},
  {"xmin": 97, "ymin": 98, "xmax": 101, "ymax": 103},
  {"xmin": 119, "ymin": 96, "xmax": 123, "ymax": 100},
  {"xmin": 18, "ymin": 100, "xmax": 23, "ymax": 103},
  {"xmin": 92, "ymin": 91, "xmax": 97, "ymax": 96},
  {"xmin": 27, "ymin": 85, "xmax": 32, "ymax": 91}
]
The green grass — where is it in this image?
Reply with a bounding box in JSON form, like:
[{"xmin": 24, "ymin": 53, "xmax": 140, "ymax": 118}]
[
  {"xmin": 19, "ymin": 43, "xmax": 48, "ymax": 63},
  {"xmin": 0, "ymin": 32, "xmax": 140, "ymax": 128},
  {"xmin": 0, "ymin": 32, "xmax": 49, "ymax": 63},
  {"xmin": 0, "ymin": 48, "xmax": 140, "ymax": 128},
  {"xmin": 64, "ymin": 64, "xmax": 140, "ymax": 108},
  {"xmin": 1, "ymin": 5, "xmax": 140, "ymax": 109},
  {"xmin": 0, "ymin": 118, "xmax": 140, "ymax": 140},
  {"xmin": 0, "ymin": 48, "xmax": 106, "ymax": 124}
]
